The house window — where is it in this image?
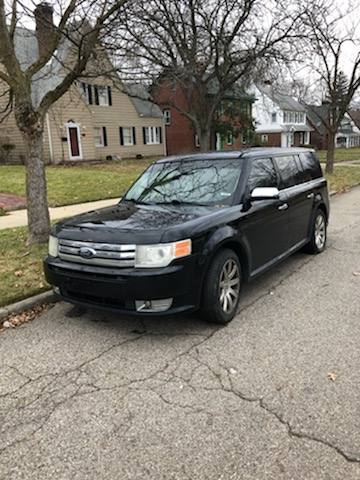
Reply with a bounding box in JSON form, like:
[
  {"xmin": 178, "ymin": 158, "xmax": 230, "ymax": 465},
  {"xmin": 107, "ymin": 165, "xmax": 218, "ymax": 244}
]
[
  {"xmin": 261, "ymin": 134, "xmax": 268, "ymax": 143},
  {"xmin": 271, "ymin": 112, "xmax": 277, "ymax": 123},
  {"xmin": 226, "ymin": 131, "xmax": 234, "ymax": 145},
  {"xmin": 163, "ymin": 110, "xmax": 171, "ymax": 125},
  {"xmin": 143, "ymin": 126, "xmax": 162, "ymax": 145},
  {"xmin": 304, "ymin": 131, "xmax": 310, "ymax": 144},
  {"xmin": 283, "ymin": 111, "xmax": 305, "ymax": 124},
  {"xmin": 80, "ymin": 83, "xmax": 112, "ymax": 106},
  {"xmin": 94, "ymin": 127, "xmax": 108, "ymax": 147},
  {"xmin": 97, "ymin": 86, "xmax": 110, "ymax": 106},
  {"xmin": 120, "ymin": 127, "xmax": 136, "ymax": 146},
  {"xmin": 195, "ymin": 134, "xmax": 200, "ymax": 147}
]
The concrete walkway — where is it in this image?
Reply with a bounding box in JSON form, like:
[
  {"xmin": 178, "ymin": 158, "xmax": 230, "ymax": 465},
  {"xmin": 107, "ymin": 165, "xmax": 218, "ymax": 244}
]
[{"xmin": 0, "ymin": 197, "xmax": 119, "ymax": 230}]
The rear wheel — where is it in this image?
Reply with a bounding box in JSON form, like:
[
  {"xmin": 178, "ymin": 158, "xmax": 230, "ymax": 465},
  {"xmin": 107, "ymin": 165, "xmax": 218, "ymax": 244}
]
[
  {"xmin": 304, "ymin": 209, "xmax": 327, "ymax": 254},
  {"xmin": 200, "ymin": 249, "xmax": 241, "ymax": 324}
]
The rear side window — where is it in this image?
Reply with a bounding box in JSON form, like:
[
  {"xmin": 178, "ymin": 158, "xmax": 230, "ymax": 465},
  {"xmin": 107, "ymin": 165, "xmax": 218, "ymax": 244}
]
[
  {"xmin": 299, "ymin": 152, "xmax": 322, "ymax": 181},
  {"xmin": 275, "ymin": 155, "xmax": 301, "ymax": 189},
  {"xmin": 248, "ymin": 158, "xmax": 278, "ymax": 191}
]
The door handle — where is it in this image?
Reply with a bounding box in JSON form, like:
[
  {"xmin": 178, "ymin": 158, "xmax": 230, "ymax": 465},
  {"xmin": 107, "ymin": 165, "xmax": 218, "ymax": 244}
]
[
  {"xmin": 278, "ymin": 203, "xmax": 289, "ymax": 211},
  {"xmin": 307, "ymin": 193, "xmax": 315, "ymax": 199}
]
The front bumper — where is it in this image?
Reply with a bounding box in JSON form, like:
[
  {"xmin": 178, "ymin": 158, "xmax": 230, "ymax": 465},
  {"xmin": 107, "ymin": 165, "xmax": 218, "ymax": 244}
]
[{"xmin": 44, "ymin": 255, "xmax": 203, "ymax": 316}]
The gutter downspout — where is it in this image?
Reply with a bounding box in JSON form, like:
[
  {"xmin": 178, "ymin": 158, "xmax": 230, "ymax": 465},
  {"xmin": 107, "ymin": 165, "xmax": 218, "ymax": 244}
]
[
  {"xmin": 46, "ymin": 113, "xmax": 54, "ymax": 164},
  {"xmin": 163, "ymin": 120, "xmax": 167, "ymax": 156}
]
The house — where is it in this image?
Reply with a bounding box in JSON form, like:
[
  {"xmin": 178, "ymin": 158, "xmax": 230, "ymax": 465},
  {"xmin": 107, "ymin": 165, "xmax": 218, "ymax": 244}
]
[
  {"xmin": 0, "ymin": 3, "xmax": 165, "ymax": 164},
  {"xmin": 252, "ymin": 84, "xmax": 311, "ymax": 147},
  {"xmin": 306, "ymin": 105, "xmax": 360, "ymax": 150},
  {"xmin": 152, "ymin": 78, "xmax": 255, "ymax": 155}
]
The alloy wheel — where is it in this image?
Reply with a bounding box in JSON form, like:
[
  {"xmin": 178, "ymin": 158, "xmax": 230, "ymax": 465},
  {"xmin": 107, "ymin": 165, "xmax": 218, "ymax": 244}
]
[
  {"xmin": 314, "ymin": 214, "xmax": 326, "ymax": 250},
  {"xmin": 219, "ymin": 258, "xmax": 240, "ymax": 313}
]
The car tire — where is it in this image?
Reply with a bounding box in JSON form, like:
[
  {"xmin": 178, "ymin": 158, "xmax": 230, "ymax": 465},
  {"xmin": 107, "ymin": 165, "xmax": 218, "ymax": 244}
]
[
  {"xmin": 303, "ymin": 209, "xmax": 327, "ymax": 254},
  {"xmin": 200, "ymin": 249, "xmax": 242, "ymax": 325}
]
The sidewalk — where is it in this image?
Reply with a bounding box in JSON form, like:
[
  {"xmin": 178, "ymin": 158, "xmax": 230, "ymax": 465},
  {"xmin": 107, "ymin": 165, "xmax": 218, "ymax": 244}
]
[{"xmin": 0, "ymin": 197, "xmax": 119, "ymax": 230}]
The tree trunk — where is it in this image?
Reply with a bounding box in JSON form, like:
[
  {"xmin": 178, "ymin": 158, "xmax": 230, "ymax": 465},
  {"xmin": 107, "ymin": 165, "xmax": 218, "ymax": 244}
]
[
  {"xmin": 326, "ymin": 131, "xmax": 336, "ymax": 174},
  {"xmin": 198, "ymin": 128, "xmax": 211, "ymax": 152},
  {"xmin": 23, "ymin": 128, "xmax": 51, "ymax": 244}
]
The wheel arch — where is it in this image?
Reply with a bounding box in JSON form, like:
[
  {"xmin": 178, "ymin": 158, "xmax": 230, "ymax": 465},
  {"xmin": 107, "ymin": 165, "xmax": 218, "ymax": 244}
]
[{"xmin": 201, "ymin": 229, "xmax": 251, "ymax": 283}]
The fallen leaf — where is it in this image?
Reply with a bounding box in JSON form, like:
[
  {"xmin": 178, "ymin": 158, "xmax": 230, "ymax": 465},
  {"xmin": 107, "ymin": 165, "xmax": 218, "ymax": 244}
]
[
  {"xmin": 353, "ymin": 271, "xmax": 360, "ymax": 277},
  {"xmin": 14, "ymin": 270, "xmax": 24, "ymax": 277},
  {"xmin": 2, "ymin": 321, "xmax": 14, "ymax": 329},
  {"xmin": 327, "ymin": 372, "xmax": 337, "ymax": 382}
]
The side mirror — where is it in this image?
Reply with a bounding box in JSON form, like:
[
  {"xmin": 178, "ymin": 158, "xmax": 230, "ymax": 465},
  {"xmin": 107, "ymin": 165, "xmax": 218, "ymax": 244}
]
[{"xmin": 251, "ymin": 187, "xmax": 280, "ymax": 201}]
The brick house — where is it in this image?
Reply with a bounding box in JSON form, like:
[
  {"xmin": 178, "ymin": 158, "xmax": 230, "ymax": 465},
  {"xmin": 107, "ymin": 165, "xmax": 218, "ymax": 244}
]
[
  {"xmin": 305, "ymin": 105, "xmax": 360, "ymax": 150},
  {"xmin": 152, "ymin": 78, "xmax": 255, "ymax": 155},
  {"xmin": 0, "ymin": 3, "xmax": 165, "ymax": 164},
  {"xmin": 252, "ymin": 84, "xmax": 312, "ymax": 147}
]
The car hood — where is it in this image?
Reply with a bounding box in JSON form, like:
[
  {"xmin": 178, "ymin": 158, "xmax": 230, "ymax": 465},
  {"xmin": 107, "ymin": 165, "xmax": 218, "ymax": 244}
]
[{"xmin": 53, "ymin": 201, "xmax": 229, "ymax": 244}]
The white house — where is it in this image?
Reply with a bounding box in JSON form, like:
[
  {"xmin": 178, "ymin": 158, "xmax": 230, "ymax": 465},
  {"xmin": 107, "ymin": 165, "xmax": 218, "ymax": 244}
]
[{"xmin": 251, "ymin": 84, "xmax": 312, "ymax": 148}]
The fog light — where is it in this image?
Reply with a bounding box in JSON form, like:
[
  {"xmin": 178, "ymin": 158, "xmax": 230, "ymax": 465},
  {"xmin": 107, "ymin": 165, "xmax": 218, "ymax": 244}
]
[{"xmin": 135, "ymin": 298, "xmax": 173, "ymax": 312}]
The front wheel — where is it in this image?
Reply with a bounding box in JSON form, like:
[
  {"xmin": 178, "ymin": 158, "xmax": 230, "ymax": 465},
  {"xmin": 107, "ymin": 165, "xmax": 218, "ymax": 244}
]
[
  {"xmin": 200, "ymin": 249, "xmax": 242, "ymax": 324},
  {"xmin": 304, "ymin": 209, "xmax": 327, "ymax": 254}
]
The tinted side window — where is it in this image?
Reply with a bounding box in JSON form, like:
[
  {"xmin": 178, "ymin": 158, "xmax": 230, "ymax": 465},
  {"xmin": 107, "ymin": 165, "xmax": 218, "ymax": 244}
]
[
  {"xmin": 248, "ymin": 158, "xmax": 278, "ymax": 191},
  {"xmin": 275, "ymin": 155, "xmax": 301, "ymax": 189},
  {"xmin": 299, "ymin": 152, "xmax": 322, "ymax": 181}
]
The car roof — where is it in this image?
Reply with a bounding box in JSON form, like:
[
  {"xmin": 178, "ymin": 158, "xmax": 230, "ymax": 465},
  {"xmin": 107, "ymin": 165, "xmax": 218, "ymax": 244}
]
[{"xmin": 156, "ymin": 147, "xmax": 315, "ymax": 163}]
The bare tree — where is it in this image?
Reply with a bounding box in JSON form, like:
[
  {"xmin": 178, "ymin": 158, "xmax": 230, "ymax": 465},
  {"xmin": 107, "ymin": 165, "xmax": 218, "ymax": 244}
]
[
  {"xmin": 116, "ymin": 0, "xmax": 306, "ymax": 152},
  {"xmin": 301, "ymin": 0, "xmax": 360, "ymax": 173},
  {"xmin": 0, "ymin": 0, "xmax": 128, "ymax": 244}
]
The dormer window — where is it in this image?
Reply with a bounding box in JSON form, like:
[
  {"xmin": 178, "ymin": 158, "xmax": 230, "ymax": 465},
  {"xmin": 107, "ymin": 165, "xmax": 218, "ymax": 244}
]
[
  {"xmin": 271, "ymin": 112, "xmax": 277, "ymax": 123},
  {"xmin": 283, "ymin": 111, "xmax": 305, "ymax": 124}
]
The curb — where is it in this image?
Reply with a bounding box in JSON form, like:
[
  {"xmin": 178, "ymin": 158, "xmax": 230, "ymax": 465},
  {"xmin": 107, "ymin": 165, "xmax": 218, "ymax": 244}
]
[{"xmin": 0, "ymin": 290, "xmax": 57, "ymax": 321}]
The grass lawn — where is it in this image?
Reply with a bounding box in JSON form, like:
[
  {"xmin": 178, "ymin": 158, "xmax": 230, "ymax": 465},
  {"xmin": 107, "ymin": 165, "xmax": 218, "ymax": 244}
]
[
  {"xmin": 325, "ymin": 165, "xmax": 360, "ymax": 193},
  {"xmin": 0, "ymin": 158, "xmax": 154, "ymax": 207},
  {"xmin": 0, "ymin": 227, "xmax": 48, "ymax": 307},
  {"xmin": 317, "ymin": 148, "xmax": 360, "ymax": 163}
]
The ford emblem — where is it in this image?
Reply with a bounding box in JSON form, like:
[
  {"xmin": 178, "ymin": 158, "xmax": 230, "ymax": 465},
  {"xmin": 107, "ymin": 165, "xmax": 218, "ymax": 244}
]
[{"xmin": 79, "ymin": 247, "xmax": 97, "ymax": 259}]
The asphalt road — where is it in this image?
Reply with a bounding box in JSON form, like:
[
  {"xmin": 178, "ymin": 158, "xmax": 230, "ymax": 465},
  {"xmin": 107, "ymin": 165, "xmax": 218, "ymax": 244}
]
[{"xmin": 1, "ymin": 188, "xmax": 360, "ymax": 480}]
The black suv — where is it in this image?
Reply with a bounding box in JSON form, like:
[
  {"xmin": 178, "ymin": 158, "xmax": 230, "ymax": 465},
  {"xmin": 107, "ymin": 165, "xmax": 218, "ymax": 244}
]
[{"xmin": 44, "ymin": 148, "xmax": 329, "ymax": 324}]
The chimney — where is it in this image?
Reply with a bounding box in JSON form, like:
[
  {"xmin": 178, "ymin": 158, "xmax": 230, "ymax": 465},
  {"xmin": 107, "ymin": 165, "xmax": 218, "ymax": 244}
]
[{"xmin": 34, "ymin": 2, "xmax": 55, "ymax": 59}]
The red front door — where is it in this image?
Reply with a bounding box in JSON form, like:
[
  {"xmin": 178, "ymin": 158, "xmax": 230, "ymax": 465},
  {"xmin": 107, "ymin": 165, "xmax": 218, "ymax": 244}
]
[{"xmin": 68, "ymin": 126, "xmax": 81, "ymax": 158}]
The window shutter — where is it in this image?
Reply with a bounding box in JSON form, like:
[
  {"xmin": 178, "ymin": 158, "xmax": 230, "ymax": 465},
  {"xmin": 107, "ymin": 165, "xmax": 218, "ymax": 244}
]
[
  {"xmin": 102, "ymin": 127, "xmax": 108, "ymax": 147},
  {"xmin": 159, "ymin": 127, "xmax": 163, "ymax": 144},
  {"xmin": 107, "ymin": 86, "xmax": 112, "ymax": 106},
  {"xmin": 119, "ymin": 127, "xmax": 124, "ymax": 146},
  {"xmin": 132, "ymin": 127, "xmax": 136, "ymax": 145},
  {"xmin": 143, "ymin": 127, "xmax": 147, "ymax": 145},
  {"xmin": 87, "ymin": 84, "xmax": 93, "ymax": 105},
  {"xmin": 94, "ymin": 85, "xmax": 99, "ymax": 105}
]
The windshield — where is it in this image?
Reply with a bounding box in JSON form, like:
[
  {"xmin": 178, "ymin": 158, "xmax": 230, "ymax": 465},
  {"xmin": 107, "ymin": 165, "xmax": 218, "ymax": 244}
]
[{"xmin": 124, "ymin": 159, "xmax": 243, "ymax": 206}]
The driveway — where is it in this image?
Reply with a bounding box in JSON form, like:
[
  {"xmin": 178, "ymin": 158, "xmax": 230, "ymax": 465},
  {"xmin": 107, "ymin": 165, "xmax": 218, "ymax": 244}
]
[{"xmin": 1, "ymin": 188, "xmax": 360, "ymax": 480}]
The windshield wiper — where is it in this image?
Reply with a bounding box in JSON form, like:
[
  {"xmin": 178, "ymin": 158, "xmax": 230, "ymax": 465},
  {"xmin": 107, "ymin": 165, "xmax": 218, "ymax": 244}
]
[
  {"xmin": 156, "ymin": 200, "xmax": 208, "ymax": 207},
  {"xmin": 122, "ymin": 198, "xmax": 154, "ymax": 206}
]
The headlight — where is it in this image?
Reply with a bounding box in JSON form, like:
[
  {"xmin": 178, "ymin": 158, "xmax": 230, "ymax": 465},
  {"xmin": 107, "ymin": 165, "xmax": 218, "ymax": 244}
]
[
  {"xmin": 135, "ymin": 239, "xmax": 191, "ymax": 268},
  {"xmin": 48, "ymin": 235, "xmax": 59, "ymax": 257}
]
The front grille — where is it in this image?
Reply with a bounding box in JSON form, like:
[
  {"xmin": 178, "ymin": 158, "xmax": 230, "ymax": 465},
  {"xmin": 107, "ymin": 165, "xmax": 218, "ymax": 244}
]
[{"xmin": 58, "ymin": 239, "xmax": 136, "ymax": 268}]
